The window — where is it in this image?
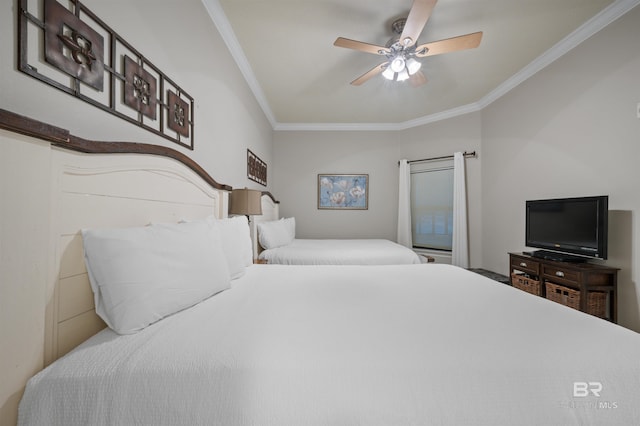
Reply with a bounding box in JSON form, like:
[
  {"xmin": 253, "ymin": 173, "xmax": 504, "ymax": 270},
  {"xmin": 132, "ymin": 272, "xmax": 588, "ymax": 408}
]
[{"xmin": 410, "ymin": 161, "xmax": 454, "ymax": 251}]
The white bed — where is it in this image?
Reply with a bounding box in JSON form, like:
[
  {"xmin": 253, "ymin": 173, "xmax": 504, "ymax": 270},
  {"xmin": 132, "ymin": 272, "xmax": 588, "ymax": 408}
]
[
  {"xmin": 259, "ymin": 238, "xmax": 422, "ymax": 265},
  {"xmin": 252, "ymin": 196, "xmax": 421, "ymax": 265},
  {"xmin": 7, "ymin": 111, "xmax": 640, "ymax": 426},
  {"xmin": 19, "ymin": 264, "xmax": 640, "ymax": 426}
]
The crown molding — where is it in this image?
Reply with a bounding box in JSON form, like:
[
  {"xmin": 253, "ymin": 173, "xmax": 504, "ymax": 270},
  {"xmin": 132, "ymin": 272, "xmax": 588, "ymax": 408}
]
[
  {"xmin": 203, "ymin": 0, "xmax": 640, "ymax": 132},
  {"xmin": 477, "ymin": 0, "xmax": 640, "ymax": 110},
  {"xmin": 201, "ymin": 0, "xmax": 277, "ymax": 128},
  {"xmin": 272, "ymin": 102, "xmax": 483, "ymax": 132}
]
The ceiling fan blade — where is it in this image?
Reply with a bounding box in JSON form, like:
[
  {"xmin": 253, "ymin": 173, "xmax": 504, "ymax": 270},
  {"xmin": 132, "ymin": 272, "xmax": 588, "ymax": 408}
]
[
  {"xmin": 351, "ymin": 63, "xmax": 388, "ymax": 86},
  {"xmin": 400, "ymin": 0, "xmax": 438, "ymax": 47},
  {"xmin": 334, "ymin": 37, "xmax": 389, "ymax": 55},
  {"xmin": 415, "ymin": 32, "xmax": 483, "ymax": 57},
  {"xmin": 409, "ymin": 71, "xmax": 427, "ymax": 87}
]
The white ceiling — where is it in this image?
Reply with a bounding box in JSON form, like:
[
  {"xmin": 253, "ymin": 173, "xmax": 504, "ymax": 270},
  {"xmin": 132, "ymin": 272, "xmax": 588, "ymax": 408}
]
[{"xmin": 203, "ymin": 0, "xmax": 638, "ymax": 130}]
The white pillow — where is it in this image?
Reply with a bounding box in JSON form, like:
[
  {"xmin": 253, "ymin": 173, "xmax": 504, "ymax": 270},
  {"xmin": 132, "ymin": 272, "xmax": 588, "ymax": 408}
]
[
  {"xmin": 258, "ymin": 217, "xmax": 295, "ymax": 249},
  {"xmin": 209, "ymin": 216, "xmax": 253, "ymax": 279},
  {"xmin": 284, "ymin": 217, "xmax": 295, "ymax": 240},
  {"xmin": 82, "ymin": 220, "xmax": 231, "ymax": 335}
]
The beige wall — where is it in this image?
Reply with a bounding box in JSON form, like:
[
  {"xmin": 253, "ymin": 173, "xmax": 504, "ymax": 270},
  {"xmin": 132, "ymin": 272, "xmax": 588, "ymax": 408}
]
[
  {"xmin": 272, "ymin": 130, "xmax": 399, "ymax": 240},
  {"xmin": 481, "ymin": 5, "xmax": 640, "ymax": 331},
  {"xmin": 0, "ymin": 1, "xmax": 273, "ymax": 424}
]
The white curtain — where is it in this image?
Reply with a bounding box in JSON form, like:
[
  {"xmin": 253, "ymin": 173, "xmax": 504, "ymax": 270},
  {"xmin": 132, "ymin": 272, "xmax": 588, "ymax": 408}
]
[
  {"xmin": 451, "ymin": 152, "xmax": 469, "ymax": 268},
  {"xmin": 397, "ymin": 159, "xmax": 412, "ymax": 248}
]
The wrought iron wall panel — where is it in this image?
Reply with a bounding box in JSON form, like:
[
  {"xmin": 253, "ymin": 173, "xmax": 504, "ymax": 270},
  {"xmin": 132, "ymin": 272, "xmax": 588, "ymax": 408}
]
[
  {"xmin": 247, "ymin": 149, "xmax": 267, "ymax": 186},
  {"xmin": 18, "ymin": 0, "xmax": 194, "ymax": 150}
]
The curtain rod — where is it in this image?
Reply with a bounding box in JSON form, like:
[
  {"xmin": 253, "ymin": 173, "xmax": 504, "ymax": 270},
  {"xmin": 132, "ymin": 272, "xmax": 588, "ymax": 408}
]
[{"xmin": 399, "ymin": 150, "xmax": 477, "ymax": 166}]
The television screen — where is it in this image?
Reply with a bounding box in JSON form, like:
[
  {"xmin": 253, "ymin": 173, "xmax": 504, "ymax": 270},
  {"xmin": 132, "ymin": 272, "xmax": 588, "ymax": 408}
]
[{"xmin": 526, "ymin": 196, "xmax": 608, "ymax": 260}]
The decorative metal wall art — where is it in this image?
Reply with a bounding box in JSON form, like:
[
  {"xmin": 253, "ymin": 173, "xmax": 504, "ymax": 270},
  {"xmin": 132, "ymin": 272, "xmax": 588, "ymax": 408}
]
[
  {"xmin": 44, "ymin": 0, "xmax": 104, "ymax": 91},
  {"xmin": 167, "ymin": 91, "xmax": 190, "ymax": 138},
  {"xmin": 18, "ymin": 0, "xmax": 194, "ymax": 149},
  {"xmin": 247, "ymin": 149, "xmax": 267, "ymax": 186},
  {"xmin": 123, "ymin": 56, "xmax": 157, "ymax": 120}
]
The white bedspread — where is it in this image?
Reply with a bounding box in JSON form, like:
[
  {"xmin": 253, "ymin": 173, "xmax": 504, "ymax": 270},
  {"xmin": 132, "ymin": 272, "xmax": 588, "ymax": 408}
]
[
  {"xmin": 258, "ymin": 238, "xmax": 421, "ymax": 265},
  {"xmin": 19, "ymin": 265, "xmax": 640, "ymax": 426}
]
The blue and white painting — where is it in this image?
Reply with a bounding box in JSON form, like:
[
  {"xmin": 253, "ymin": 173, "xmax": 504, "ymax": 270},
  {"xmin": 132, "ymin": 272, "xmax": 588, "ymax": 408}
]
[{"xmin": 318, "ymin": 174, "xmax": 368, "ymax": 210}]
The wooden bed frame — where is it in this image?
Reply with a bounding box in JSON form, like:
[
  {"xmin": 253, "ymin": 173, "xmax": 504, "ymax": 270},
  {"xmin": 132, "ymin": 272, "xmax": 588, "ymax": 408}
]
[{"xmin": 0, "ymin": 109, "xmax": 231, "ymax": 365}]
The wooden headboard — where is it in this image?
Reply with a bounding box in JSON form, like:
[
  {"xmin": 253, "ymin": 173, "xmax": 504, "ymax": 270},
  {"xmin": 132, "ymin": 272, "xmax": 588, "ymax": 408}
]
[{"xmin": 0, "ymin": 109, "xmax": 232, "ymax": 365}]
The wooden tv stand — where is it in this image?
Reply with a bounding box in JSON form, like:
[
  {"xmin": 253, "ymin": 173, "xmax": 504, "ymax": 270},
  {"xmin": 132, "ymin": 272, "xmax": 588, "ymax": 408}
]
[{"xmin": 509, "ymin": 252, "xmax": 618, "ymax": 323}]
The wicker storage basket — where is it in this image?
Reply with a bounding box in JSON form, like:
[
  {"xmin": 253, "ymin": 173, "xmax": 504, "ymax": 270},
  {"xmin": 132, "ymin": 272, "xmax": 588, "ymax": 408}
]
[
  {"xmin": 511, "ymin": 273, "xmax": 541, "ymax": 296},
  {"xmin": 545, "ymin": 282, "xmax": 607, "ymax": 318}
]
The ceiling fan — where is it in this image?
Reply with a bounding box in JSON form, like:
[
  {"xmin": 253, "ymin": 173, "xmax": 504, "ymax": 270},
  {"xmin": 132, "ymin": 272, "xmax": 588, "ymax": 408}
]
[{"xmin": 333, "ymin": 0, "xmax": 482, "ymax": 87}]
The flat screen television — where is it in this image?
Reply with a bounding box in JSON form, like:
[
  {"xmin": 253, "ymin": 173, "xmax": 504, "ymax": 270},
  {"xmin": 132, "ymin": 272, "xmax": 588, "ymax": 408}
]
[{"xmin": 525, "ymin": 195, "xmax": 608, "ymax": 262}]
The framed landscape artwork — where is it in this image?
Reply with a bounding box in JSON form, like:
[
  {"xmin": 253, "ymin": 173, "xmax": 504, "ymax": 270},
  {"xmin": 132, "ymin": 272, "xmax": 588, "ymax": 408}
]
[{"xmin": 318, "ymin": 174, "xmax": 368, "ymax": 210}]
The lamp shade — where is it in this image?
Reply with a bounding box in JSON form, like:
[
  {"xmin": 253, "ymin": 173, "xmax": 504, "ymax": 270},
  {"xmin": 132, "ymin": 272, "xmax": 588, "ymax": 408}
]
[{"xmin": 229, "ymin": 188, "xmax": 263, "ymax": 216}]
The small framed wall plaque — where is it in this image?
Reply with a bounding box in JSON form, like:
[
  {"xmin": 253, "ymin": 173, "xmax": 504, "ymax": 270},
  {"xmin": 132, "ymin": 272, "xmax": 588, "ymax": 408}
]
[{"xmin": 247, "ymin": 149, "xmax": 267, "ymax": 186}]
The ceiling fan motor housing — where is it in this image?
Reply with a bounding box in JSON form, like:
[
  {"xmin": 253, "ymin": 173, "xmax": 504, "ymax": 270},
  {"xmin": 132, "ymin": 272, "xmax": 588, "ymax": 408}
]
[{"xmin": 391, "ymin": 18, "xmax": 407, "ymax": 35}]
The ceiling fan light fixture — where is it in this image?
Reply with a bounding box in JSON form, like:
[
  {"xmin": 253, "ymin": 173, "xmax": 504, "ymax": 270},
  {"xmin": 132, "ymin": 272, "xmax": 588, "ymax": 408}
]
[
  {"xmin": 406, "ymin": 58, "xmax": 421, "ymax": 75},
  {"xmin": 390, "ymin": 56, "xmax": 406, "ymax": 73},
  {"xmin": 382, "ymin": 67, "xmax": 395, "ymax": 81},
  {"xmin": 396, "ymin": 69, "xmax": 410, "ymax": 82}
]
